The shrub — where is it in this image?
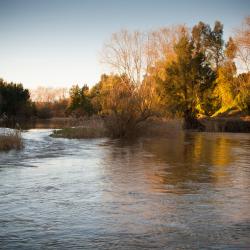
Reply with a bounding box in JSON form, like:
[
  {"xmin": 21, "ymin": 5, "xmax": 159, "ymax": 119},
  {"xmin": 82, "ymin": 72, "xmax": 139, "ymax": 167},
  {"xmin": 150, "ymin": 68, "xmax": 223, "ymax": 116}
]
[
  {"xmin": 93, "ymin": 74, "xmax": 160, "ymax": 137},
  {"xmin": 0, "ymin": 129, "xmax": 23, "ymax": 151}
]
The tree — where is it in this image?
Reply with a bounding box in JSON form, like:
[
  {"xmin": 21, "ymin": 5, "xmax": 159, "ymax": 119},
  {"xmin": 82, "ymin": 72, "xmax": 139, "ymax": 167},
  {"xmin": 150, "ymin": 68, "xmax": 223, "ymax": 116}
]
[
  {"xmin": 146, "ymin": 25, "xmax": 188, "ymax": 68},
  {"xmin": 91, "ymin": 74, "xmax": 159, "ymax": 137},
  {"xmin": 101, "ymin": 26, "xmax": 188, "ymax": 86},
  {"xmin": 102, "ymin": 29, "xmax": 153, "ymax": 85},
  {"xmin": 30, "ymin": 87, "xmax": 69, "ymax": 118},
  {"xmin": 214, "ymin": 36, "xmax": 250, "ymax": 115},
  {"xmin": 234, "ymin": 16, "xmax": 250, "ymax": 71},
  {"xmin": 233, "ymin": 16, "xmax": 250, "ymax": 113},
  {"xmin": 210, "ymin": 21, "xmax": 224, "ymax": 71},
  {"xmin": 68, "ymin": 84, "xmax": 94, "ymax": 117},
  {"xmin": 157, "ymin": 33, "xmax": 214, "ymax": 128},
  {"xmin": 30, "ymin": 87, "xmax": 68, "ymax": 103},
  {"xmin": 0, "ymin": 79, "xmax": 34, "ymax": 119},
  {"xmin": 214, "ymin": 62, "xmax": 237, "ymax": 114},
  {"xmin": 235, "ymin": 72, "xmax": 250, "ymax": 112},
  {"xmin": 192, "ymin": 21, "xmax": 224, "ymax": 71}
]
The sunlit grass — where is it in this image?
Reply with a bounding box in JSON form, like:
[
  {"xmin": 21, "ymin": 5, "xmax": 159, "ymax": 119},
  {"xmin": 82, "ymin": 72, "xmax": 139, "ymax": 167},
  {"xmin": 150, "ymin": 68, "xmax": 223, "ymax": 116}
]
[
  {"xmin": 51, "ymin": 117, "xmax": 107, "ymax": 139},
  {"xmin": 51, "ymin": 126, "xmax": 107, "ymax": 139}
]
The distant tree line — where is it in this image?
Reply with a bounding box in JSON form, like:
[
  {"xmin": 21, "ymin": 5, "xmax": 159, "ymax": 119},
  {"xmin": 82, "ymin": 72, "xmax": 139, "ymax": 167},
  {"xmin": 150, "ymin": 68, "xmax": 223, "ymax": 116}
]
[{"xmin": 0, "ymin": 79, "xmax": 35, "ymax": 119}]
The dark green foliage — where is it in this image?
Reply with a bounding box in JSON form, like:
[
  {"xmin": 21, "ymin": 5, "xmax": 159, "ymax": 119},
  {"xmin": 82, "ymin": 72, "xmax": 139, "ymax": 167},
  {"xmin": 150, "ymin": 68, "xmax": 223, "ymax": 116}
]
[
  {"xmin": 0, "ymin": 79, "xmax": 34, "ymax": 118},
  {"xmin": 68, "ymin": 84, "xmax": 94, "ymax": 116},
  {"xmin": 158, "ymin": 34, "xmax": 215, "ymax": 128},
  {"xmin": 192, "ymin": 21, "xmax": 224, "ymax": 71}
]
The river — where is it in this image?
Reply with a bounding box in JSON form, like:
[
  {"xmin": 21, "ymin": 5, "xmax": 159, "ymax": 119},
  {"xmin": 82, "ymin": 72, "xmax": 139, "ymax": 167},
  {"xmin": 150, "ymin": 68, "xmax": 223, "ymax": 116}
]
[{"xmin": 0, "ymin": 129, "xmax": 250, "ymax": 249}]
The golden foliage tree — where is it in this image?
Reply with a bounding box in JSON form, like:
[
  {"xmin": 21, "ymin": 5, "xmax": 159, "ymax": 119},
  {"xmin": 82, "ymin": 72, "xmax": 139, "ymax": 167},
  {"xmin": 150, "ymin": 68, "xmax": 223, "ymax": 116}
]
[{"xmin": 91, "ymin": 74, "xmax": 159, "ymax": 137}]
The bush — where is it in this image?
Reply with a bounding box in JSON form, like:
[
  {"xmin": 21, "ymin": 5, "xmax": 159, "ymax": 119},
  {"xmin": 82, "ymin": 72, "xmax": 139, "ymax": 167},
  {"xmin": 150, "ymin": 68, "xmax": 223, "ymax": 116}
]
[
  {"xmin": 93, "ymin": 74, "xmax": 159, "ymax": 137},
  {"xmin": 0, "ymin": 129, "xmax": 23, "ymax": 151}
]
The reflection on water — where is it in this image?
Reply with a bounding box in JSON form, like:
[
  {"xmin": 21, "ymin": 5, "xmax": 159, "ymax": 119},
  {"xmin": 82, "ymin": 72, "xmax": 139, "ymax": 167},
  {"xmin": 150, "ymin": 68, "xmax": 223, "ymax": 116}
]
[
  {"xmin": 0, "ymin": 129, "xmax": 250, "ymax": 249},
  {"xmin": 2, "ymin": 118, "xmax": 72, "ymax": 130}
]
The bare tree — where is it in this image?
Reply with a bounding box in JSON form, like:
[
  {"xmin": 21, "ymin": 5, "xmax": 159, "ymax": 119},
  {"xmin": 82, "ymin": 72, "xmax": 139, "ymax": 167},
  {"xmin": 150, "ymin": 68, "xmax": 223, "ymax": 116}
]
[
  {"xmin": 101, "ymin": 26, "xmax": 188, "ymax": 85},
  {"xmin": 234, "ymin": 16, "xmax": 250, "ymax": 71},
  {"xmin": 101, "ymin": 29, "xmax": 148, "ymax": 85},
  {"xmin": 30, "ymin": 87, "xmax": 69, "ymax": 103},
  {"xmin": 146, "ymin": 25, "xmax": 187, "ymax": 65}
]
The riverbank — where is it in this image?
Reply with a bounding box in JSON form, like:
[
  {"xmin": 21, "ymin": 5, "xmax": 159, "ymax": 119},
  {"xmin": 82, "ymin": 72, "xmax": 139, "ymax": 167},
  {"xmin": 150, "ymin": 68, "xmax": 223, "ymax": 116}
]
[
  {"xmin": 50, "ymin": 116, "xmax": 250, "ymax": 140},
  {"xmin": 200, "ymin": 116, "xmax": 250, "ymax": 132},
  {"xmin": 0, "ymin": 128, "xmax": 23, "ymax": 151},
  {"xmin": 1, "ymin": 116, "xmax": 250, "ymax": 142}
]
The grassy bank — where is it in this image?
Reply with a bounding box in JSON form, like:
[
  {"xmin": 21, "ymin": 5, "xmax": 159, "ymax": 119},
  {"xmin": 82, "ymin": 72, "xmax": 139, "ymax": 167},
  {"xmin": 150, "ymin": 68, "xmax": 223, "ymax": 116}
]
[
  {"xmin": 0, "ymin": 129, "xmax": 23, "ymax": 151},
  {"xmin": 51, "ymin": 117, "xmax": 107, "ymax": 139},
  {"xmin": 52, "ymin": 126, "xmax": 107, "ymax": 139},
  {"xmin": 50, "ymin": 116, "xmax": 250, "ymax": 140},
  {"xmin": 50, "ymin": 118, "xmax": 183, "ymax": 139}
]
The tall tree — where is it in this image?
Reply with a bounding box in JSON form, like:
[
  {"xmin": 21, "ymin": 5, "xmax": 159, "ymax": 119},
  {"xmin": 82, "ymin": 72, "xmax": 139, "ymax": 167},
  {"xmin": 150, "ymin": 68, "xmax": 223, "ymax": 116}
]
[
  {"xmin": 234, "ymin": 16, "xmax": 250, "ymax": 71},
  {"xmin": 101, "ymin": 30, "xmax": 147, "ymax": 85},
  {"xmin": 192, "ymin": 21, "xmax": 224, "ymax": 71},
  {"xmin": 0, "ymin": 79, "xmax": 34, "ymax": 118},
  {"xmin": 157, "ymin": 33, "xmax": 214, "ymax": 128}
]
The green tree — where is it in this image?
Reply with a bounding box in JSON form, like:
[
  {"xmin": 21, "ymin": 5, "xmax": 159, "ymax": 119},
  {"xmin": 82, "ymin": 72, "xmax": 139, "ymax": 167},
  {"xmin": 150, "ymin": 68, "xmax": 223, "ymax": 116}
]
[
  {"xmin": 68, "ymin": 84, "xmax": 94, "ymax": 117},
  {"xmin": 157, "ymin": 34, "xmax": 214, "ymax": 128},
  {"xmin": 192, "ymin": 21, "xmax": 224, "ymax": 71},
  {"xmin": 0, "ymin": 79, "xmax": 34, "ymax": 119}
]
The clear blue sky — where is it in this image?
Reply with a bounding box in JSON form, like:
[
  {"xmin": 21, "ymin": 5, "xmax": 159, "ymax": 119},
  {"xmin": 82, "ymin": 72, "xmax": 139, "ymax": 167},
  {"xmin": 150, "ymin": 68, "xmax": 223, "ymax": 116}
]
[{"xmin": 0, "ymin": 0, "xmax": 249, "ymax": 88}]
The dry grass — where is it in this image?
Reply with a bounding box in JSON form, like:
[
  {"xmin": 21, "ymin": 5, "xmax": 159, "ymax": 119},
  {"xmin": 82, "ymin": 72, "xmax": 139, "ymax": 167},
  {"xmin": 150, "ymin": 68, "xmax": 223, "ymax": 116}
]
[
  {"xmin": 0, "ymin": 129, "xmax": 23, "ymax": 151},
  {"xmin": 52, "ymin": 127, "xmax": 107, "ymax": 139},
  {"xmin": 51, "ymin": 115, "xmax": 250, "ymax": 140},
  {"xmin": 51, "ymin": 117, "xmax": 107, "ymax": 139},
  {"xmin": 51, "ymin": 117, "xmax": 183, "ymax": 139}
]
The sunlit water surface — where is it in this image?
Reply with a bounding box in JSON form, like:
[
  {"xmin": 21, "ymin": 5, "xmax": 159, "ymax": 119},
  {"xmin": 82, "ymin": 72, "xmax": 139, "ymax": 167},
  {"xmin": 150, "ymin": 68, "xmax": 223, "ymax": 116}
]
[{"xmin": 0, "ymin": 129, "xmax": 250, "ymax": 249}]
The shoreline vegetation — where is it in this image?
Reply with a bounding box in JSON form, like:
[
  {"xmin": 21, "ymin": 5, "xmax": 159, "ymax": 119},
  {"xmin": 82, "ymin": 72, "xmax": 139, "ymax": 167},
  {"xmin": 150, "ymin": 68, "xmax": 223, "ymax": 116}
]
[
  {"xmin": 0, "ymin": 116, "xmax": 249, "ymax": 151},
  {"xmin": 0, "ymin": 129, "xmax": 23, "ymax": 151},
  {"xmin": 201, "ymin": 116, "xmax": 250, "ymax": 132},
  {"xmin": 51, "ymin": 117, "xmax": 108, "ymax": 139},
  {"xmin": 50, "ymin": 115, "xmax": 250, "ymax": 140},
  {"xmin": 1, "ymin": 17, "xmax": 250, "ymax": 143}
]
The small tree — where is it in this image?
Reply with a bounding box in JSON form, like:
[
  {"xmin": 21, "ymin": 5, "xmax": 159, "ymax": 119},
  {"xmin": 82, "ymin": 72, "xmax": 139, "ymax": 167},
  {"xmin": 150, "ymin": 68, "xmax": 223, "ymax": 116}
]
[
  {"xmin": 68, "ymin": 84, "xmax": 94, "ymax": 117},
  {"xmin": 92, "ymin": 74, "xmax": 159, "ymax": 137}
]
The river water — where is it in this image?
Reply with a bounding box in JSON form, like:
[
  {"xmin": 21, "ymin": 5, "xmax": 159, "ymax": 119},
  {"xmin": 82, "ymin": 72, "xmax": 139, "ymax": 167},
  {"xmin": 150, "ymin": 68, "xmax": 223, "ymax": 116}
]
[{"xmin": 0, "ymin": 129, "xmax": 250, "ymax": 249}]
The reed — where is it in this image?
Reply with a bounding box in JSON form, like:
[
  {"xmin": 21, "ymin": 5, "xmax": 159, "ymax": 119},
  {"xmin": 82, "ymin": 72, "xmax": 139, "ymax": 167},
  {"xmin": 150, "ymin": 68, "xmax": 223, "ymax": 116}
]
[
  {"xmin": 0, "ymin": 129, "xmax": 23, "ymax": 151},
  {"xmin": 51, "ymin": 117, "xmax": 107, "ymax": 139}
]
